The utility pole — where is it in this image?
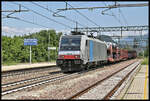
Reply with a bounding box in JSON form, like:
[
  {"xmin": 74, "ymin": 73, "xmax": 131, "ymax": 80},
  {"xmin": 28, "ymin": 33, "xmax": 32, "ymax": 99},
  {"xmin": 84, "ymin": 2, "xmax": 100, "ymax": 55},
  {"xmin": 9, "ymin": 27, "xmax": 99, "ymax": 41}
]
[
  {"xmin": 118, "ymin": 27, "xmax": 122, "ymax": 46},
  {"xmin": 143, "ymin": 50, "xmax": 144, "ymax": 58},
  {"xmin": 30, "ymin": 45, "xmax": 32, "ymax": 64},
  {"xmin": 76, "ymin": 21, "xmax": 78, "ymax": 32},
  {"xmin": 98, "ymin": 27, "xmax": 101, "ymax": 39},
  {"xmin": 48, "ymin": 31, "xmax": 50, "ymax": 62},
  {"xmin": 140, "ymin": 30, "xmax": 142, "ymax": 46},
  {"xmin": 86, "ymin": 27, "xmax": 88, "ymax": 35}
]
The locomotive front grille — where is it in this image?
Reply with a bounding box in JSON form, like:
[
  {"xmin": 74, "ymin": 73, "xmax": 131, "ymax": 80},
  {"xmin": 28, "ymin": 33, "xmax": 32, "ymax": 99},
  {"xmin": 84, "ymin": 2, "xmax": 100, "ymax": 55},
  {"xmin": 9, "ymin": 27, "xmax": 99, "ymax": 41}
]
[{"xmin": 57, "ymin": 59, "xmax": 83, "ymax": 66}]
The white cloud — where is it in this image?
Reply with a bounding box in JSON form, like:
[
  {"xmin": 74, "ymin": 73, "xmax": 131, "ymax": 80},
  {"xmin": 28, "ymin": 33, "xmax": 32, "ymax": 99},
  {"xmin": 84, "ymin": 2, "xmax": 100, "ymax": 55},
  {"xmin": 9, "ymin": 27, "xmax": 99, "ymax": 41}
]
[
  {"xmin": 2, "ymin": 26, "xmax": 72, "ymax": 37},
  {"xmin": 2, "ymin": 26, "xmax": 50, "ymax": 37},
  {"xmin": 56, "ymin": 29, "xmax": 71, "ymax": 35}
]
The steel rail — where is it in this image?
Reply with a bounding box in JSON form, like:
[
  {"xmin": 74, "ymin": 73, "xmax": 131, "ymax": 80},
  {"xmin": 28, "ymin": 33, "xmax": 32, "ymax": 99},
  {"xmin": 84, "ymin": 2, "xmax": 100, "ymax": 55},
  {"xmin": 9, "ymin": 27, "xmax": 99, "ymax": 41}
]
[
  {"xmin": 2, "ymin": 65, "xmax": 57, "ymax": 77},
  {"xmin": 2, "ymin": 60, "xmax": 138, "ymax": 97},
  {"xmin": 67, "ymin": 60, "xmax": 139, "ymax": 99},
  {"xmin": 2, "ymin": 70, "xmax": 62, "ymax": 88},
  {"xmin": 103, "ymin": 61, "xmax": 140, "ymax": 99},
  {"xmin": 1, "ymin": 61, "xmax": 107, "ymax": 96},
  {"xmin": 1, "ymin": 73, "xmax": 77, "ymax": 96}
]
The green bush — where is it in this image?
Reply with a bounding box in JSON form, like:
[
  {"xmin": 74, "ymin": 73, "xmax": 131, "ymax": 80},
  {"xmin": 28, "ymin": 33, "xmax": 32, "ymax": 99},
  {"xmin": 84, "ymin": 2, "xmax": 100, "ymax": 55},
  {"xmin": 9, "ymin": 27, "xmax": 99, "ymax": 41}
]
[
  {"xmin": 2, "ymin": 30, "xmax": 62, "ymax": 65},
  {"xmin": 141, "ymin": 58, "xmax": 149, "ymax": 65}
]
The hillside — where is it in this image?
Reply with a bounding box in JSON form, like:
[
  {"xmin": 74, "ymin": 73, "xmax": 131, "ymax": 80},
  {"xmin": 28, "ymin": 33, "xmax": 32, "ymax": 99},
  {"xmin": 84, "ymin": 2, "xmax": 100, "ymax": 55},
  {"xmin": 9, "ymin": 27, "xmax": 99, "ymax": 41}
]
[{"xmin": 119, "ymin": 34, "xmax": 148, "ymax": 47}]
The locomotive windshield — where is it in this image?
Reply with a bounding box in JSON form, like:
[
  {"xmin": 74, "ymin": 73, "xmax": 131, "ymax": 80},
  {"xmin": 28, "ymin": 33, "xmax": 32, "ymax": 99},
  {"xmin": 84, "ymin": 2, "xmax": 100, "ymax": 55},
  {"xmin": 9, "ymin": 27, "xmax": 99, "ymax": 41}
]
[{"xmin": 60, "ymin": 36, "xmax": 81, "ymax": 51}]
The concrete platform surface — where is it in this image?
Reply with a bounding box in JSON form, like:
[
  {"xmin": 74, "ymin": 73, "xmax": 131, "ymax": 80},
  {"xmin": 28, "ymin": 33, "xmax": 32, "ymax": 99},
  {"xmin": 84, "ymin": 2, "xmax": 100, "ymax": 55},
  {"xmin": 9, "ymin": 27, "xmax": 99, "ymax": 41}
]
[
  {"xmin": 2, "ymin": 62, "xmax": 56, "ymax": 72},
  {"xmin": 117, "ymin": 65, "xmax": 149, "ymax": 100}
]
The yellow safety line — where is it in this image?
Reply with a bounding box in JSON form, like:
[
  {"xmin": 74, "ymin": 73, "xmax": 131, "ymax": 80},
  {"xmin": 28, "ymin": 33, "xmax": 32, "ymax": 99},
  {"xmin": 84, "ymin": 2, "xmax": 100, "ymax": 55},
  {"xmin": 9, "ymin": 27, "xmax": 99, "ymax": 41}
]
[{"xmin": 144, "ymin": 65, "xmax": 148, "ymax": 99}]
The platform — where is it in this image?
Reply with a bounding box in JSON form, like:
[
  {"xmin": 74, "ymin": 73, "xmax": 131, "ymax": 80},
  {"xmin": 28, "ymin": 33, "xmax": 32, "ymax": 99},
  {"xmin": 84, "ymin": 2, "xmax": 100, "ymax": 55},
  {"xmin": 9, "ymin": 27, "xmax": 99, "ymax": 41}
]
[
  {"xmin": 1, "ymin": 62, "xmax": 56, "ymax": 72},
  {"xmin": 116, "ymin": 65, "xmax": 149, "ymax": 100}
]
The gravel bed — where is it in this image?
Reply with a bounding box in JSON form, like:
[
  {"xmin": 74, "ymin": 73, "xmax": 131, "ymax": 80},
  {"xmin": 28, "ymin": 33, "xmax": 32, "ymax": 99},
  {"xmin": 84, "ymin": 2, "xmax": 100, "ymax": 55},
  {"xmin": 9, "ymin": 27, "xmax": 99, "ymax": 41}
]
[
  {"xmin": 2, "ymin": 59, "xmax": 137, "ymax": 100},
  {"xmin": 77, "ymin": 61, "xmax": 140, "ymax": 99},
  {"xmin": 2, "ymin": 72, "xmax": 65, "ymax": 92},
  {"xmin": 110, "ymin": 62, "xmax": 142, "ymax": 99},
  {"xmin": 2, "ymin": 68, "xmax": 61, "ymax": 84}
]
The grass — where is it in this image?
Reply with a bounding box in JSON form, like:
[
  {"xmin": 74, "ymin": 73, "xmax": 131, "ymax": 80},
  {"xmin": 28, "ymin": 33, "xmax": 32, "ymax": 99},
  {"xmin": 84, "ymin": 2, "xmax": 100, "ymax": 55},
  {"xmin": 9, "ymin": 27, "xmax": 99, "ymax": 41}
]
[
  {"xmin": 141, "ymin": 57, "xmax": 149, "ymax": 65},
  {"xmin": 2, "ymin": 61, "xmax": 20, "ymax": 66}
]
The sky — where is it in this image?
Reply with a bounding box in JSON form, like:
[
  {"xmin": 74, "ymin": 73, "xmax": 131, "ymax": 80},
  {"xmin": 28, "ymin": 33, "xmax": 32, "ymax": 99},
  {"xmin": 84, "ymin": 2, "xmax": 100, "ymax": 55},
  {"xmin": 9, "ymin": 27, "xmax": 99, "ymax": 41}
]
[{"xmin": 2, "ymin": 1, "xmax": 149, "ymax": 37}]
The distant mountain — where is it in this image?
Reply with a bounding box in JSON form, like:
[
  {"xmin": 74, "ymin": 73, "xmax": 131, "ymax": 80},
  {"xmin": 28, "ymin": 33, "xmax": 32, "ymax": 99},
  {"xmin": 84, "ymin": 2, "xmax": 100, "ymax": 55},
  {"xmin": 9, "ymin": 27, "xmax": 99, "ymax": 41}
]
[
  {"xmin": 97, "ymin": 35, "xmax": 117, "ymax": 44},
  {"xmin": 119, "ymin": 34, "xmax": 148, "ymax": 48},
  {"xmin": 122, "ymin": 34, "xmax": 148, "ymax": 40}
]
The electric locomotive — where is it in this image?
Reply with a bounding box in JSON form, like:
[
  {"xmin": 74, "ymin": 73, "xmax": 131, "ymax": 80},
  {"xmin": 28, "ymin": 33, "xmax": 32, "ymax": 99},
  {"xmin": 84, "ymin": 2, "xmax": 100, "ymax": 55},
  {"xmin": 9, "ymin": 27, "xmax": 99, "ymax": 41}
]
[{"xmin": 56, "ymin": 32, "xmax": 108, "ymax": 72}]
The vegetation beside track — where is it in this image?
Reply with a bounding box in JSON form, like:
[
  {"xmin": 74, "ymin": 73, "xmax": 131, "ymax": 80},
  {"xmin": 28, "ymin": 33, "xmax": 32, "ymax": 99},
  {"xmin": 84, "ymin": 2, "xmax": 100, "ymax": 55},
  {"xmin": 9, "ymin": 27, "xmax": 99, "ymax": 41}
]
[
  {"xmin": 2, "ymin": 29, "xmax": 62, "ymax": 65},
  {"xmin": 141, "ymin": 57, "xmax": 149, "ymax": 65}
]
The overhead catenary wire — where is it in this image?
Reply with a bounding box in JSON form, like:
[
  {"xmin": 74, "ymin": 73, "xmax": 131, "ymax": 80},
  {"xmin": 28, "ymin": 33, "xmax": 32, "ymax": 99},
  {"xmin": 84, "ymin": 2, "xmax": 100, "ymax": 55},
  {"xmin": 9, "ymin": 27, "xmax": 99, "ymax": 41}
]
[
  {"xmin": 102, "ymin": 2, "xmax": 123, "ymax": 25},
  {"xmin": 12, "ymin": 2, "xmax": 73, "ymax": 29},
  {"xmin": 31, "ymin": 2, "xmax": 87, "ymax": 27},
  {"xmin": 2, "ymin": 14, "xmax": 50, "ymax": 28},
  {"xmin": 118, "ymin": 7, "xmax": 129, "ymax": 26},
  {"xmin": 2, "ymin": 16, "xmax": 49, "ymax": 37},
  {"xmin": 65, "ymin": 2, "xmax": 100, "ymax": 27}
]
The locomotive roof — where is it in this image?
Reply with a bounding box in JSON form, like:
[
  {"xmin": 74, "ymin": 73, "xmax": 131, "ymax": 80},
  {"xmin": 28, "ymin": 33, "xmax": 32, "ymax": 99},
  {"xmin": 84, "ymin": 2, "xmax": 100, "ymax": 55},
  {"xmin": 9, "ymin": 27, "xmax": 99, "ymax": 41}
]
[
  {"xmin": 61, "ymin": 34, "xmax": 106, "ymax": 44},
  {"xmin": 98, "ymin": 35, "xmax": 116, "ymax": 43},
  {"xmin": 61, "ymin": 35, "xmax": 82, "ymax": 38}
]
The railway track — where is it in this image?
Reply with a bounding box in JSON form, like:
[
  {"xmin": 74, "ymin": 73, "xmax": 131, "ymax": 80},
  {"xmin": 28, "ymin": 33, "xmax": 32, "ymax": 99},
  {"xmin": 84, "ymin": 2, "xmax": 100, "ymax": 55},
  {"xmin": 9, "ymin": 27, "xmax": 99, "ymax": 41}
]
[
  {"xmin": 67, "ymin": 60, "xmax": 140, "ymax": 100},
  {"xmin": 2, "ymin": 72, "xmax": 73, "ymax": 96},
  {"xmin": 2, "ymin": 66, "xmax": 61, "ymax": 85},
  {"xmin": 1, "ymin": 62, "xmax": 106, "ymax": 96},
  {"xmin": 103, "ymin": 62, "xmax": 141, "ymax": 100},
  {"xmin": 2, "ymin": 59, "xmax": 139, "ymax": 99},
  {"xmin": 2, "ymin": 65, "xmax": 57, "ymax": 77},
  {"xmin": 2, "ymin": 70, "xmax": 62, "ymax": 91}
]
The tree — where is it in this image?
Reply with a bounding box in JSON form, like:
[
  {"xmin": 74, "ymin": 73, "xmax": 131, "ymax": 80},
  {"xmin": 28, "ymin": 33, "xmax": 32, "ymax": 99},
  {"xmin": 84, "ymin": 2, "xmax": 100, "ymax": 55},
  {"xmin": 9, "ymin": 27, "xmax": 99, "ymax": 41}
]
[
  {"xmin": 144, "ymin": 46, "xmax": 149, "ymax": 57},
  {"xmin": 2, "ymin": 29, "xmax": 62, "ymax": 64}
]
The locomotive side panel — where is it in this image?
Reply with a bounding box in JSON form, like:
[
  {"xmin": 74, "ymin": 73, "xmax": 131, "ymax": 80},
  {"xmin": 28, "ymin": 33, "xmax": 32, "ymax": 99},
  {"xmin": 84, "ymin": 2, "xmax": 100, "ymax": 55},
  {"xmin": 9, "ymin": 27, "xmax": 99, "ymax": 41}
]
[
  {"xmin": 93, "ymin": 40, "xmax": 107, "ymax": 62},
  {"xmin": 81, "ymin": 37, "xmax": 108, "ymax": 66},
  {"xmin": 85, "ymin": 40, "xmax": 90, "ymax": 63},
  {"xmin": 89, "ymin": 40, "xmax": 94, "ymax": 62},
  {"xmin": 80, "ymin": 36, "xmax": 89, "ymax": 65},
  {"xmin": 88, "ymin": 39, "xmax": 107, "ymax": 63}
]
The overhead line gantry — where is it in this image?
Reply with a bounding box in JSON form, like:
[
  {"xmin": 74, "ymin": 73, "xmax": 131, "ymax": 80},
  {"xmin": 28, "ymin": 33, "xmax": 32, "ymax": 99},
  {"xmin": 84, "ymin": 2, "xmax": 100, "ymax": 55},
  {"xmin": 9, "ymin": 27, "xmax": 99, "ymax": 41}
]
[
  {"xmin": 58, "ymin": 3, "xmax": 148, "ymax": 11},
  {"xmin": 74, "ymin": 25, "xmax": 149, "ymax": 32}
]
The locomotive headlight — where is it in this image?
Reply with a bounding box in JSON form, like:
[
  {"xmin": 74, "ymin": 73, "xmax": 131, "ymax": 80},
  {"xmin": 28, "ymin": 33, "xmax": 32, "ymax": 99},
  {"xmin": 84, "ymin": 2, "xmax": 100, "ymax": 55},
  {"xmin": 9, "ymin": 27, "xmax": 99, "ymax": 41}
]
[
  {"xmin": 74, "ymin": 55, "xmax": 80, "ymax": 59},
  {"xmin": 59, "ymin": 55, "xmax": 64, "ymax": 59}
]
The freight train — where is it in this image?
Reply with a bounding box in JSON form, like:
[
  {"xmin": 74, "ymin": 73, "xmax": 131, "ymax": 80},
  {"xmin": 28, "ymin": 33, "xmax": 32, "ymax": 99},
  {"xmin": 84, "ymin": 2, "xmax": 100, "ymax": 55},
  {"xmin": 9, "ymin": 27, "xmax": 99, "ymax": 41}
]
[{"xmin": 56, "ymin": 31, "xmax": 137, "ymax": 72}]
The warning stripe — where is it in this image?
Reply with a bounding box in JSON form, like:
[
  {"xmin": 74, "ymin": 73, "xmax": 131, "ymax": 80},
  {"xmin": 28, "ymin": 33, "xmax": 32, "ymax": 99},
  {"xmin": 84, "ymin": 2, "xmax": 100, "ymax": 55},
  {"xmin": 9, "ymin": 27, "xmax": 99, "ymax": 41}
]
[{"xmin": 144, "ymin": 65, "xmax": 148, "ymax": 99}]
